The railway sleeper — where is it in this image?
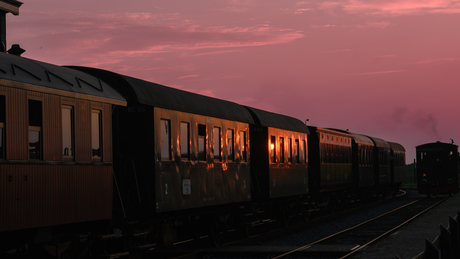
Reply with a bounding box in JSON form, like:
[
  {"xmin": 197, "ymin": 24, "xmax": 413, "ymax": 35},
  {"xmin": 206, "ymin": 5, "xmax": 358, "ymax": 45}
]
[
  {"xmin": 87, "ymin": 229, "xmax": 153, "ymax": 259},
  {"xmin": 88, "ymin": 234, "xmax": 127, "ymax": 258}
]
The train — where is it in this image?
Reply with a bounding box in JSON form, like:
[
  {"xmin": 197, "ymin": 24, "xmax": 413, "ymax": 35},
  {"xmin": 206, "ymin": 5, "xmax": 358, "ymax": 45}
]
[
  {"xmin": 416, "ymin": 141, "xmax": 459, "ymax": 195},
  {"xmin": 0, "ymin": 51, "xmax": 406, "ymax": 256}
]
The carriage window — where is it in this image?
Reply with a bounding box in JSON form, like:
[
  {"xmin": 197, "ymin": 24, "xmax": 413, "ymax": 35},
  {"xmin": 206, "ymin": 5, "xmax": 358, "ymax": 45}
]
[
  {"xmin": 180, "ymin": 122, "xmax": 190, "ymax": 160},
  {"xmin": 368, "ymin": 148, "xmax": 371, "ymax": 165},
  {"xmin": 345, "ymin": 146, "xmax": 349, "ymax": 164},
  {"xmin": 62, "ymin": 106, "xmax": 74, "ymax": 160},
  {"xmin": 0, "ymin": 95, "xmax": 4, "ymax": 159},
  {"xmin": 349, "ymin": 146, "xmax": 352, "ymax": 164},
  {"xmin": 320, "ymin": 143, "xmax": 325, "ymax": 163},
  {"xmin": 332, "ymin": 145, "xmax": 336, "ymax": 163},
  {"xmin": 29, "ymin": 100, "xmax": 42, "ymax": 160},
  {"xmin": 227, "ymin": 129, "xmax": 234, "ymax": 161},
  {"xmin": 160, "ymin": 119, "xmax": 171, "ymax": 160},
  {"xmin": 288, "ymin": 138, "xmax": 292, "ymax": 163},
  {"xmin": 337, "ymin": 145, "xmax": 340, "ymax": 163},
  {"xmin": 239, "ymin": 131, "xmax": 247, "ymax": 162},
  {"xmin": 294, "ymin": 139, "xmax": 299, "ymax": 163},
  {"xmin": 213, "ymin": 127, "xmax": 221, "ymax": 161},
  {"xmin": 279, "ymin": 137, "xmax": 284, "ymax": 163},
  {"xmin": 92, "ymin": 110, "xmax": 102, "ymax": 161},
  {"xmin": 270, "ymin": 135, "xmax": 276, "ymax": 163},
  {"xmin": 302, "ymin": 140, "xmax": 307, "ymax": 164},
  {"xmin": 198, "ymin": 124, "xmax": 206, "ymax": 161},
  {"xmin": 0, "ymin": 124, "xmax": 3, "ymax": 159}
]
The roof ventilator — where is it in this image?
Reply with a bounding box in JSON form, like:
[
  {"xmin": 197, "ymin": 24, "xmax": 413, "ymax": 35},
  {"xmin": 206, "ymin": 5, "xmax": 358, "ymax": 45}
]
[
  {"xmin": 45, "ymin": 70, "xmax": 74, "ymax": 86},
  {"xmin": 11, "ymin": 63, "xmax": 41, "ymax": 81},
  {"xmin": 76, "ymin": 77, "xmax": 103, "ymax": 92},
  {"xmin": 7, "ymin": 44, "xmax": 25, "ymax": 56}
]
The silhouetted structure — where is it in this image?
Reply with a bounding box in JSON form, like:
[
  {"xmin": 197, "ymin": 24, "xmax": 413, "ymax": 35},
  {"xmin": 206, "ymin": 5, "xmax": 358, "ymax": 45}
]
[{"xmin": 0, "ymin": 0, "xmax": 22, "ymax": 52}]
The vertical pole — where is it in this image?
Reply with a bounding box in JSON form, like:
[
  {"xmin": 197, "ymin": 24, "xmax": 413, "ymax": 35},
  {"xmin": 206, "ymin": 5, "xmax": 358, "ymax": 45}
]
[
  {"xmin": 440, "ymin": 224, "xmax": 452, "ymax": 259},
  {"xmin": 0, "ymin": 10, "xmax": 6, "ymax": 52},
  {"xmin": 425, "ymin": 239, "xmax": 439, "ymax": 259},
  {"xmin": 449, "ymin": 216, "xmax": 459, "ymax": 258}
]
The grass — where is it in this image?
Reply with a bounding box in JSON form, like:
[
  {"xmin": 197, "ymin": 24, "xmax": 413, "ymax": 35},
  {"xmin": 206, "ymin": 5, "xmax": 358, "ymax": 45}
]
[{"xmin": 402, "ymin": 163, "xmax": 417, "ymax": 188}]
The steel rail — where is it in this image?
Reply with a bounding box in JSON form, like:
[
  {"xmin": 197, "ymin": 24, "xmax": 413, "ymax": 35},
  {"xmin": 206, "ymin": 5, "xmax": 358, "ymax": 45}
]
[
  {"xmin": 339, "ymin": 197, "xmax": 447, "ymax": 259},
  {"xmin": 166, "ymin": 189, "xmax": 409, "ymax": 259},
  {"xmin": 272, "ymin": 196, "xmax": 445, "ymax": 259}
]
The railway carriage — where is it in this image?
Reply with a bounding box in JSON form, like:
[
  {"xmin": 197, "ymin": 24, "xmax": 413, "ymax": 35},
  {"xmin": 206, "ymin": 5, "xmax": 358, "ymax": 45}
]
[
  {"xmin": 368, "ymin": 137, "xmax": 391, "ymax": 188},
  {"xmin": 307, "ymin": 127, "xmax": 353, "ymax": 194},
  {"xmin": 0, "ymin": 52, "xmax": 126, "ymax": 247},
  {"xmin": 416, "ymin": 142, "xmax": 459, "ymax": 195},
  {"xmin": 243, "ymin": 107, "xmax": 309, "ymax": 225},
  {"xmin": 244, "ymin": 106, "xmax": 309, "ymax": 202},
  {"xmin": 70, "ymin": 67, "xmax": 254, "ymax": 244},
  {"xmin": 349, "ymin": 132, "xmax": 375, "ymax": 189},
  {"xmin": 389, "ymin": 142, "xmax": 405, "ymax": 190}
]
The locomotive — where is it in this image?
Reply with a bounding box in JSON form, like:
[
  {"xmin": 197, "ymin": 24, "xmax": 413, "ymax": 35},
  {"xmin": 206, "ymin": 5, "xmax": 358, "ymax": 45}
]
[
  {"xmin": 0, "ymin": 51, "xmax": 406, "ymax": 256},
  {"xmin": 416, "ymin": 141, "xmax": 459, "ymax": 195}
]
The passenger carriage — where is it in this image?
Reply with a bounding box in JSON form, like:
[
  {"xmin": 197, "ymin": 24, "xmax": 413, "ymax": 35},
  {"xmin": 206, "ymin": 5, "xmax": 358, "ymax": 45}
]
[
  {"xmin": 70, "ymin": 67, "xmax": 253, "ymax": 244},
  {"xmin": 244, "ymin": 106, "xmax": 309, "ymax": 223},
  {"xmin": 349, "ymin": 132, "xmax": 375, "ymax": 190},
  {"xmin": 307, "ymin": 127, "xmax": 353, "ymax": 207},
  {"xmin": 307, "ymin": 127, "xmax": 353, "ymax": 193},
  {"xmin": 368, "ymin": 136, "xmax": 392, "ymax": 191},
  {"xmin": 389, "ymin": 142, "xmax": 405, "ymax": 192},
  {"xmin": 0, "ymin": 52, "xmax": 126, "ymax": 246}
]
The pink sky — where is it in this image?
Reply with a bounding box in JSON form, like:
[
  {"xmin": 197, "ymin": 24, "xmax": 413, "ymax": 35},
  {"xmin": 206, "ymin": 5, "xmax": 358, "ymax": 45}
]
[{"xmin": 6, "ymin": 0, "xmax": 460, "ymax": 162}]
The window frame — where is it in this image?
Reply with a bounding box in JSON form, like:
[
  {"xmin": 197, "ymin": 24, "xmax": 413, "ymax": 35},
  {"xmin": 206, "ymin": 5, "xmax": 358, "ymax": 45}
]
[
  {"xmin": 302, "ymin": 139, "xmax": 307, "ymax": 164},
  {"xmin": 279, "ymin": 137, "xmax": 284, "ymax": 164},
  {"xmin": 288, "ymin": 138, "xmax": 292, "ymax": 163},
  {"xmin": 0, "ymin": 95, "xmax": 4, "ymax": 159},
  {"xmin": 270, "ymin": 135, "xmax": 276, "ymax": 164},
  {"xmin": 28, "ymin": 99, "xmax": 42, "ymax": 160},
  {"xmin": 294, "ymin": 139, "xmax": 299, "ymax": 164},
  {"xmin": 240, "ymin": 131, "xmax": 247, "ymax": 162},
  {"xmin": 91, "ymin": 110, "xmax": 103, "ymax": 161},
  {"xmin": 160, "ymin": 118, "xmax": 171, "ymax": 161},
  {"xmin": 0, "ymin": 122, "xmax": 4, "ymax": 159},
  {"xmin": 227, "ymin": 129, "xmax": 234, "ymax": 162},
  {"xmin": 198, "ymin": 124, "xmax": 206, "ymax": 162},
  {"xmin": 62, "ymin": 105, "xmax": 75, "ymax": 161},
  {"xmin": 213, "ymin": 127, "xmax": 221, "ymax": 161},
  {"xmin": 180, "ymin": 122, "xmax": 190, "ymax": 161}
]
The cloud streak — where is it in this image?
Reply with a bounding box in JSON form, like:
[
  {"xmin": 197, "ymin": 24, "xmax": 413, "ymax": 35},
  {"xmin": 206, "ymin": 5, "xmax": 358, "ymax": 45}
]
[
  {"xmin": 352, "ymin": 70, "xmax": 407, "ymax": 75},
  {"xmin": 10, "ymin": 11, "xmax": 304, "ymax": 68},
  {"xmin": 410, "ymin": 57, "xmax": 460, "ymax": 64},
  {"xmin": 319, "ymin": 0, "xmax": 460, "ymax": 16}
]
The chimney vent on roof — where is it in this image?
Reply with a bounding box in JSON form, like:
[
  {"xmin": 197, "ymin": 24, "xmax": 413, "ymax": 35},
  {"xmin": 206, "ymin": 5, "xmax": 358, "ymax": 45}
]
[{"xmin": 7, "ymin": 43, "xmax": 24, "ymax": 56}]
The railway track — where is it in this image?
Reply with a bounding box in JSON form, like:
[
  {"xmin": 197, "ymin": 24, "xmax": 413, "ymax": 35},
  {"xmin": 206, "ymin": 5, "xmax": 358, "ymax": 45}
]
[
  {"xmin": 274, "ymin": 196, "xmax": 447, "ymax": 259},
  {"xmin": 130, "ymin": 190, "xmax": 404, "ymax": 258},
  {"xmin": 174, "ymin": 194, "xmax": 446, "ymax": 259},
  {"xmin": 91, "ymin": 190, "xmax": 436, "ymax": 259}
]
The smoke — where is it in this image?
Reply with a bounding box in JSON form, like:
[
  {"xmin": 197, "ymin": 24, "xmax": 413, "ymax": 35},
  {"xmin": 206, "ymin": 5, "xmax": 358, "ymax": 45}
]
[
  {"xmin": 392, "ymin": 106, "xmax": 439, "ymax": 138},
  {"xmin": 392, "ymin": 106, "xmax": 408, "ymax": 123},
  {"xmin": 419, "ymin": 114, "xmax": 439, "ymax": 138}
]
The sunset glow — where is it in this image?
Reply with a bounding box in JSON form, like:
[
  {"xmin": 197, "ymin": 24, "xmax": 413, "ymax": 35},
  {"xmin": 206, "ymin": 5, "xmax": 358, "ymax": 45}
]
[{"xmin": 7, "ymin": 0, "xmax": 460, "ymax": 162}]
